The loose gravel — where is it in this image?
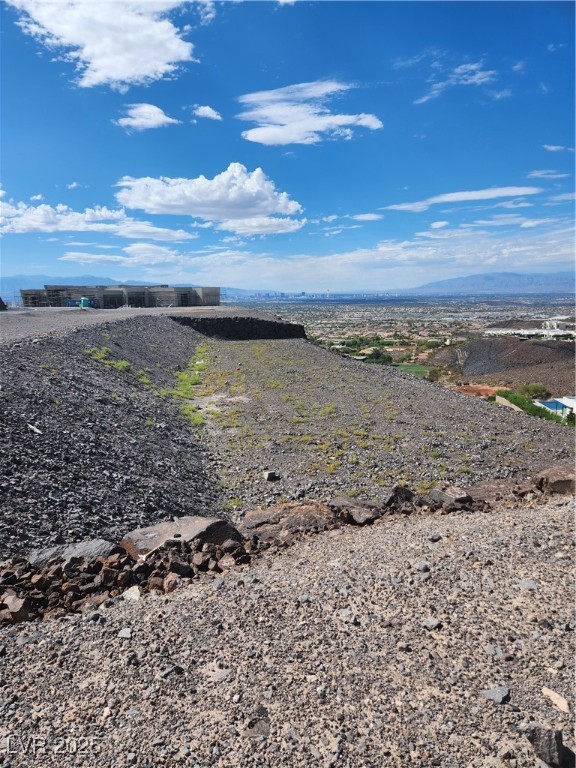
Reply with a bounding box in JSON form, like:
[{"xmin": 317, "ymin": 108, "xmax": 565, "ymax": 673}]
[
  {"xmin": 1, "ymin": 314, "xmax": 573, "ymax": 558},
  {"xmin": 1, "ymin": 316, "xmax": 222, "ymax": 557},
  {"xmin": 189, "ymin": 336, "xmax": 573, "ymax": 514},
  {"xmin": 0, "ymin": 497, "xmax": 573, "ymax": 767},
  {"xmin": 0, "ymin": 309, "xmax": 574, "ymax": 768}
]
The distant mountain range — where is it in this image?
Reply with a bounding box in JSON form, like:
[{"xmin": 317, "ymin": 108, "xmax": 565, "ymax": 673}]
[
  {"xmin": 1, "ymin": 270, "xmax": 574, "ymax": 303},
  {"xmin": 401, "ymin": 271, "xmax": 575, "ymax": 295}
]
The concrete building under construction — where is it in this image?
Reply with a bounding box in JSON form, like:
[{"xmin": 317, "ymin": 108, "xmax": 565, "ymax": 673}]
[{"xmin": 20, "ymin": 284, "xmax": 220, "ymax": 309}]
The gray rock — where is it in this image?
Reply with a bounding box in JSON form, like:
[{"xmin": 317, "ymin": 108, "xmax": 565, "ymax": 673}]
[
  {"xmin": 519, "ymin": 579, "xmax": 537, "ymax": 590},
  {"xmin": 388, "ymin": 486, "xmax": 415, "ymax": 506},
  {"xmin": 27, "ymin": 538, "xmax": 114, "ymax": 568},
  {"xmin": 422, "ymin": 616, "xmax": 442, "ymax": 630},
  {"xmin": 238, "ymin": 500, "xmax": 339, "ymax": 545},
  {"xmin": 532, "ymin": 465, "xmax": 575, "ymax": 496},
  {"xmin": 2, "ymin": 594, "xmax": 33, "ymax": 622},
  {"xmin": 328, "ymin": 496, "xmax": 383, "ymax": 525},
  {"xmin": 429, "ymin": 486, "xmax": 472, "ymax": 505},
  {"xmin": 523, "ymin": 723, "xmax": 575, "ymax": 768},
  {"xmin": 160, "ymin": 665, "xmax": 183, "ymax": 678},
  {"xmin": 481, "ymin": 686, "xmax": 510, "ymax": 704},
  {"xmin": 117, "ymin": 628, "xmax": 132, "ymax": 640},
  {"xmin": 483, "ymin": 644, "xmax": 503, "ymax": 659},
  {"xmin": 411, "ymin": 561, "xmax": 431, "ymax": 572},
  {"xmin": 120, "ymin": 516, "xmax": 242, "ymax": 560}
]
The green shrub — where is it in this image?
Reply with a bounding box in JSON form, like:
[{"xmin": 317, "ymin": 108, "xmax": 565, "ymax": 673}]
[
  {"xmin": 495, "ymin": 390, "xmax": 568, "ymax": 425},
  {"xmin": 84, "ymin": 347, "xmax": 130, "ymax": 372},
  {"xmin": 179, "ymin": 403, "xmax": 205, "ymax": 426},
  {"xmin": 136, "ymin": 369, "xmax": 153, "ymax": 387},
  {"xmin": 110, "ymin": 359, "xmax": 131, "ymax": 373},
  {"xmin": 518, "ymin": 383, "xmax": 551, "ymax": 400}
]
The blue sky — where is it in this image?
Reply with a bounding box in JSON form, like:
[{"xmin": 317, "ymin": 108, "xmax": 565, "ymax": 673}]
[{"xmin": 1, "ymin": 1, "xmax": 574, "ymax": 291}]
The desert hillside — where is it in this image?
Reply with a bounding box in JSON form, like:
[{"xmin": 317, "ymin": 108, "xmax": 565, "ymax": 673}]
[
  {"xmin": 432, "ymin": 337, "xmax": 574, "ymax": 395},
  {"xmin": 1, "ymin": 310, "xmax": 572, "ymax": 556},
  {"xmin": 0, "ymin": 308, "xmax": 574, "ymax": 768}
]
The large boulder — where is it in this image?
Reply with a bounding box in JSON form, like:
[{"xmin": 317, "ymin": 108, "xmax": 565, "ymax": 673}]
[
  {"xmin": 532, "ymin": 464, "xmax": 575, "ymax": 496},
  {"xmin": 238, "ymin": 501, "xmax": 339, "ymax": 545},
  {"xmin": 26, "ymin": 538, "xmax": 115, "ymax": 569},
  {"xmin": 120, "ymin": 517, "xmax": 243, "ymax": 561}
]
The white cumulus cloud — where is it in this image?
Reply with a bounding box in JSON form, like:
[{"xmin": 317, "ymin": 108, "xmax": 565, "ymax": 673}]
[
  {"xmin": 196, "ymin": 0, "xmax": 216, "ymax": 25},
  {"xmin": 193, "ymin": 105, "xmax": 222, "ymax": 121},
  {"xmin": 430, "ymin": 221, "xmax": 449, "ymax": 229},
  {"xmin": 115, "ymin": 103, "xmax": 181, "ymax": 131},
  {"xmin": 543, "ymin": 144, "xmax": 574, "ymax": 152},
  {"xmin": 115, "ymin": 162, "xmax": 305, "ymax": 235},
  {"xmin": 5, "ymin": 0, "xmax": 194, "ymax": 91},
  {"xmin": 216, "ymin": 216, "xmax": 305, "ymax": 236},
  {"xmin": 384, "ymin": 186, "xmax": 543, "ymax": 212},
  {"xmin": 0, "ymin": 198, "xmax": 196, "ymax": 241},
  {"xmin": 237, "ymin": 80, "xmax": 383, "ymax": 145},
  {"xmin": 60, "ymin": 242, "xmax": 182, "ymax": 266}
]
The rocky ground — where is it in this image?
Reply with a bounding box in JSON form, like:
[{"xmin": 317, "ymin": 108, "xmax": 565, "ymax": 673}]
[
  {"xmin": 1, "ymin": 311, "xmax": 573, "ymax": 557},
  {"xmin": 1, "ymin": 315, "xmax": 224, "ymax": 557},
  {"xmin": 1, "ymin": 309, "xmax": 574, "ymax": 768},
  {"xmin": 185, "ymin": 335, "xmax": 573, "ymax": 517},
  {"xmin": 0, "ymin": 497, "xmax": 573, "ymax": 767}
]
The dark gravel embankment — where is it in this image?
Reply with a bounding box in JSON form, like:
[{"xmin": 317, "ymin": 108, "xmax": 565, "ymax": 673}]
[
  {"xmin": 432, "ymin": 337, "xmax": 575, "ymax": 396},
  {"xmin": 1, "ymin": 316, "xmax": 221, "ymax": 558}
]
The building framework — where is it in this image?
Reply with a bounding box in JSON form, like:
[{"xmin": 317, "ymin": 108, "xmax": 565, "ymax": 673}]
[{"xmin": 20, "ymin": 285, "xmax": 220, "ymax": 309}]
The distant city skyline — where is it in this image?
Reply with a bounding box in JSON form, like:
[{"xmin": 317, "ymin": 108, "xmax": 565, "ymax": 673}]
[{"xmin": 1, "ymin": 1, "xmax": 574, "ymax": 291}]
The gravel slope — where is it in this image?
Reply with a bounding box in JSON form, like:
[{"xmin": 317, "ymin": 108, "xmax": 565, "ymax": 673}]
[
  {"xmin": 1, "ymin": 316, "xmax": 222, "ymax": 557},
  {"xmin": 188, "ymin": 337, "xmax": 573, "ymax": 513},
  {"xmin": 432, "ymin": 338, "xmax": 575, "ymax": 396},
  {"xmin": 1, "ymin": 316, "xmax": 573, "ymax": 558},
  {"xmin": 0, "ymin": 498, "xmax": 573, "ymax": 767}
]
